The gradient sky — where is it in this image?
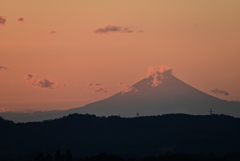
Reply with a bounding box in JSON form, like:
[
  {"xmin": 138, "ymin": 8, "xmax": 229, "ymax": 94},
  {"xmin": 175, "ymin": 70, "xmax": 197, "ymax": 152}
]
[{"xmin": 1, "ymin": 0, "xmax": 240, "ymax": 112}]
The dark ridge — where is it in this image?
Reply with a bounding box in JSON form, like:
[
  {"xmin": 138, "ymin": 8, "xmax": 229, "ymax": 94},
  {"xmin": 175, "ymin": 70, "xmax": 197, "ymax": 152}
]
[{"xmin": 1, "ymin": 113, "xmax": 240, "ymax": 160}]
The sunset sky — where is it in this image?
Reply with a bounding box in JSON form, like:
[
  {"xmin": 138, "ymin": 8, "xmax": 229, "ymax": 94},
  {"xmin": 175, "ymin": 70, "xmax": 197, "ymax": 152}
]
[{"xmin": 1, "ymin": 0, "xmax": 240, "ymax": 112}]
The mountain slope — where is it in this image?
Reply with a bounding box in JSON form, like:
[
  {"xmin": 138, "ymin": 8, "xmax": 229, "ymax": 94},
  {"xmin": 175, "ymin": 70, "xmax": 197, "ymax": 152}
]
[
  {"xmin": 66, "ymin": 74, "xmax": 239, "ymax": 117},
  {"xmin": 0, "ymin": 73, "xmax": 239, "ymax": 122}
]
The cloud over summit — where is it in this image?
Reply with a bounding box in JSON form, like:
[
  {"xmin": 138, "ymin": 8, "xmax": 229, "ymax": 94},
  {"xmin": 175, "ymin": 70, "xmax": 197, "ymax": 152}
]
[
  {"xmin": 119, "ymin": 82, "xmax": 136, "ymax": 93},
  {"xmin": 147, "ymin": 65, "xmax": 173, "ymax": 87}
]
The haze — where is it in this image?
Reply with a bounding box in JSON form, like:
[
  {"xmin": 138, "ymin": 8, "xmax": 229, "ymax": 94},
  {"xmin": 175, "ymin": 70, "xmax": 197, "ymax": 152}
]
[{"xmin": 1, "ymin": 0, "xmax": 240, "ymax": 112}]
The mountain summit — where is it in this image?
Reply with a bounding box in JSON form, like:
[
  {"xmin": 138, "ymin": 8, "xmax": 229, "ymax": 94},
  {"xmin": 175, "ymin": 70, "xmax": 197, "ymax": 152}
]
[
  {"xmin": 1, "ymin": 67, "xmax": 239, "ymax": 122},
  {"xmin": 66, "ymin": 69, "xmax": 239, "ymax": 117}
]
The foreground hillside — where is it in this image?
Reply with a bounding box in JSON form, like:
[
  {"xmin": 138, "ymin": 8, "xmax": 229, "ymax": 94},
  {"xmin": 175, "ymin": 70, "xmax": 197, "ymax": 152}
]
[{"xmin": 1, "ymin": 114, "xmax": 240, "ymax": 160}]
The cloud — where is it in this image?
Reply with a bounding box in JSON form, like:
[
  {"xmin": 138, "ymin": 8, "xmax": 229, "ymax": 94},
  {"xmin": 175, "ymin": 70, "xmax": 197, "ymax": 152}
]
[
  {"xmin": 0, "ymin": 66, "xmax": 8, "ymax": 70},
  {"xmin": 37, "ymin": 79, "xmax": 55, "ymax": 89},
  {"xmin": 0, "ymin": 16, "xmax": 6, "ymax": 25},
  {"xmin": 147, "ymin": 65, "xmax": 173, "ymax": 87},
  {"xmin": 25, "ymin": 73, "xmax": 33, "ymax": 80},
  {"xmin": 17, "ymin": 17, "xmax": 24, "ymax": 23},
  {"xmin": 49, "ymin": 30, "xmax": 57, "ymax": 35},
  {"xmin": 0, "ymin": 107, "xmax": 10, "ymax": 113},
  {"xmin": 88, "ymin": 83, "xmax": 93, "ymax": 86},
  {"xmin": 94, "ymin": 25, "xmax": 134, "ymax": 34},
  {"xmin": 211, "ymin": 89, "xmax": 229, "ymax": 96},
  {"xmin": 87, "ymin": 82, "xmax": 109, "ymax": 94},
  {"xmin": 24, "ymin": 73, "xmax": 65, "ymax": 89},
  {"xmin": 95, "ymin": 87, "xmax": 108, "ymax": 94},
  {"xmin": 119, "ymin": 82, "xmax": 136, "ymax": 93},
  {"xmin": 88, "ymin": 83, "xmax": 102, "ymax": 86}
]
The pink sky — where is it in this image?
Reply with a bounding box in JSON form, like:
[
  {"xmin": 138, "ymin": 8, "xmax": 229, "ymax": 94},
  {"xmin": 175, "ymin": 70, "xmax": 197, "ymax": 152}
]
[{"xmin": 1, "ymin": 0, "xmax": 240, "ymax": 112}]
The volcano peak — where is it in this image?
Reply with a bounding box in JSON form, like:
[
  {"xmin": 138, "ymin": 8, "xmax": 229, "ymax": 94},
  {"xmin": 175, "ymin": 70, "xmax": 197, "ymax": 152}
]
[{"xmin": 66, "ymin": 73, "xmax": 239, "ymax": 117}]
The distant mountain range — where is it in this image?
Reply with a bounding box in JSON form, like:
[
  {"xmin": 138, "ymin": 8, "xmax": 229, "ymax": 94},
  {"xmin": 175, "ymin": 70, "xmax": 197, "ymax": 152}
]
[{"xmin": 1, "ymin": 72, "xmax": 240, "ymax": 122}]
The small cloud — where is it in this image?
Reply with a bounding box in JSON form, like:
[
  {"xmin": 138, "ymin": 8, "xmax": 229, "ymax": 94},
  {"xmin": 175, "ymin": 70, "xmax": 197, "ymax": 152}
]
[
  {"xmin": 119, "ymin": 82, "xmax": 136, "ymax": 93},
  {"xmin": 0, "ymin": 66, "xmax": 8, "ymax": 70},
  {"xmin": 0, "ymin": 107, "xmax": 10, "ymax": 113},
  {"xmin": 211, "ymin": 89, "xmax": 229, "ymax": 96},
  {"xmin": 24, "ymin": 73, "xmax": 65, "ymax": 89},
  {"xmin": 0, "ymin": 16, "xmax": 6, "ymax": 26},
  {"xmin": 88, "ymin": 83, "xmax": 102, "ymax": 86},
  {"xmin": 37, "ymin": 79, "xmax": 55, "ymax": 89},
  {"xmin": 95, "ymin": 87, "xmax": 108, "ymax": 94},
  {"xmin": 49, "ymin": 30, "xmax": 57, "ymax": 35},
  {"xmin": 147, "ymin": 65, "xmax": 173, "ymax": 87},
  {"xmin": 17, "ymin": 17, "xmax": 24, "ymax": 23},
  {"xmin": 87, "ymin": 82, "xmax": 109, "ymax": 94},
  {"xmin": 137, "ymin": 30, "xmax": 144, "ymax": 33},
  {"xmin": 94, "ymin": 25, "xmax": 134, "ymax": 34},
  {"xmin": 24, "ymin": 73, "xmax": 33, "ymax": 80}
]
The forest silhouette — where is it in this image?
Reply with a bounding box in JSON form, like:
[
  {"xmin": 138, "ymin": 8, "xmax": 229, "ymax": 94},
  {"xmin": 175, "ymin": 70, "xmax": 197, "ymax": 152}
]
[{"xmin": 1, "ymin": 114, "xmax": 240, "ymax": 161}]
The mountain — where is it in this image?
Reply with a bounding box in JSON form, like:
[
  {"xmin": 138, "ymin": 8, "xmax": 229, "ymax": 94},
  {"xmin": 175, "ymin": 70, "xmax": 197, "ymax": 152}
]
[
  {"xmin": 0, "ymin": 73, "xmax": 239, "ymax": 122},
  {"xmin": 66, "ymin": 73, "xmax": 240, "ymax": 117}
]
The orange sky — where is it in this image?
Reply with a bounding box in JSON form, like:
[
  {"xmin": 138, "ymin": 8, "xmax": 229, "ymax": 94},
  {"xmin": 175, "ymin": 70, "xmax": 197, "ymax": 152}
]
[{"xmin": 1, "ymin": 0, "xmax": 240, "ymax": 112}]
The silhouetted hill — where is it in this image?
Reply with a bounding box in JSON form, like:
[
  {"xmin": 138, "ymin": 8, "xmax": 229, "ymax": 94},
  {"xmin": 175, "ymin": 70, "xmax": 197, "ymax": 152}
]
[{"xmin": 1, "ymin": 114, "xmax": 240, "ymax": 160}]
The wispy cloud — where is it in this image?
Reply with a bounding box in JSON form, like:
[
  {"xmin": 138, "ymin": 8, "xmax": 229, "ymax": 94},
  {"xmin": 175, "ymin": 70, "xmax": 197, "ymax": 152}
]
[
  {"xmin": 119, "ymin": 82, "xmax": 136, "ymax": 93},
  {"xmin": 94, "ymin": 25, "xmax": 134, "ymax": 34},
  {"xmin": 147, "ymin": 65, "xmax": 172, "ymax": 87},
  {"xmin": 95, "ymin": 87, "xmax": 108, "ymax": 94},
  {"xmin": 0, "ymin": 66, "xmax": 8, "ymax": 70},
  {"xmin": 0, "ymin": 16, "xmax": 6, "ymax": 25},
  {"xmin": 88, "ymin": 83, "xmax": 102, "ymax": 86},
  {"xmin": 24, "ymin": 73, "xmax": 65, "ymax": 89},
  {"xmin": 211, "ymin": 88, "xmax": 229, "ymax": 96},
  {"xmin": 87, "ymin": 82, "xmax": 109, "ymax": 94},
  {"xmin": 49, "ymin": 30, "xmax": 57, "ymax": 35}
]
